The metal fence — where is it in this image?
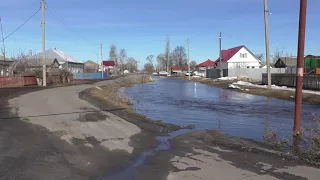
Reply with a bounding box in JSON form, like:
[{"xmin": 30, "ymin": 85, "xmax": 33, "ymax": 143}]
[
  {"xmin": 262, "ymin": 74, "xmax": 320, "ymax": 90},
  {"xmin": 73, "ymin": 72, "xmax": 107, "ymax": 80}
]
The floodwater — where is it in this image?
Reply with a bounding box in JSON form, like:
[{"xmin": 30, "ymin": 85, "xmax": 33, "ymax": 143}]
[{"xmin": 126, "ymin": 77, "xmax": 320, "ymax": 141}]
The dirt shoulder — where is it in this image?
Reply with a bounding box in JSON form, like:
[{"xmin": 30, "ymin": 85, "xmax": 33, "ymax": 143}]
[{"xmin": 172, "ymin": 76, "xmax": 320, "ymax": 105}]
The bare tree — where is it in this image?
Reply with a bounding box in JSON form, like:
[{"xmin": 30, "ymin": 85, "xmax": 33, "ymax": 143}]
[
  {"xmin": 109, "ymin": 44, "xmax": 118, "ymax": 64},
  {"xmin": 119, "ymin": 48, "xmax": 127, "ymax": 72},
  {"xmin": 190, "ymin": 60, "xmax": 197, "ymax": 70},
  {"xmin": 255, "ymin": 53, "xmax": 264, "ymax": 61},
  {"xmin": 171, "ymin": 46, "xmax": 187, "ymax": 70},
  {"xmin": 165, "ymin": 36, "xmax": 170, "ymax": 72},
  {"xmin": 11, "ymin": 51, "xmax": 30, "ymax": 74},
  {"xmin": 126, "ymin": 57, "xmax": 138, "ymax": 73},
  {"xmin": 156, "ymin": 54, "xmax": 166, "ymax": 71},
  {"xmin": 144, "ymin": 63, "xmax": 154, "ymax": 73},
  {"xmin": 272, "ymin": 49, "xmax": 284, "ymax": 65},
  {"xmin": 146, "ymin": 55, "xmax": 154, "ymax": 65}
]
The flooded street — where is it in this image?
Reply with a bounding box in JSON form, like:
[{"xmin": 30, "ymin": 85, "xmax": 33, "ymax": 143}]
[{"xmin": 126, "ymin": 77, "xmax": 320, "ymax": 141}]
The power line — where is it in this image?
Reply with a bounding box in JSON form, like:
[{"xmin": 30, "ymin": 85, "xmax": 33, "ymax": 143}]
[
  {"xmin": 46, "ymin": 7, "xmax": 95, "ymax": 46},
  {"xmin": 0, "ymin": 8, "xmax": 41, "ymax": 43}
]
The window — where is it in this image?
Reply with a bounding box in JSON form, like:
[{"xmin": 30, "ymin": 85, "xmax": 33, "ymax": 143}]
[{"xmin": 240, "ymin": 53, "xmax": 247, "ymax": 58}]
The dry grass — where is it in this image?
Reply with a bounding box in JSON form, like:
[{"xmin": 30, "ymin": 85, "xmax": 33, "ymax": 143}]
[
  {"xmin": 302, "ymin": 114, "xmax": 320, "ymax": 159},
  {"xmin": 90, "ymin": 75, "xmax": 154, "ymax": 109}
]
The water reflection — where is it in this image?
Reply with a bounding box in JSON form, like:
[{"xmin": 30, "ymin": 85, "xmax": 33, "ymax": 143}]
[{"xmin": 126, "ymin": 77, "xmax": 320, "ymax": 142}]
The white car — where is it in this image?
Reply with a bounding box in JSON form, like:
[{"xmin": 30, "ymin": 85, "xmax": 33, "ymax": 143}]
[
  {"xmin": 159, "ymin": 71, "xmax": 169, "ymax": 76},
  {"xmin": 185, "ymin": 72, "xmax": 192, "ymax": 76},
  {"xmin": 193, "ymin": 71, "xmax": 205, "ymax": 77}
]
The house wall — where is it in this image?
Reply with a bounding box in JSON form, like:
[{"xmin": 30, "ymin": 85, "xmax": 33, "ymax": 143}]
[
  {"xmin": 227, "ymin": 47, "xmax": 260, "ymax": 68},
  {"xmin": 64, "ymin": 62, "xmax": 84, "ymax": 73},
  {"xmin": 227, "ymin": 68, "xmax": 286, "ymax": 81},
  {"xmin": 206, "ymin": 68, "xmax": 286, "ymax": 81}
]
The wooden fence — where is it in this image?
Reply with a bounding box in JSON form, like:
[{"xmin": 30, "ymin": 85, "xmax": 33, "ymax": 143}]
[{"xmin": 0, "ymin": 76, "xmax": 37, "ymax": 88}]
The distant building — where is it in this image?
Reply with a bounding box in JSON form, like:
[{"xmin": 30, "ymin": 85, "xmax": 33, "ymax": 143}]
[
  {"xmin": 84, "ymin": 60, "xmax": 99, "ymax": 73},
  {"xmin": 215, "ymin": 45, "xmax": 261, "ymax": 69},
  {"xmin": 0, "ymin": 56, "xmax": 14, "ymax": 76},
  {"xmin": 30, "ymin": 48, "xmax": 84, "ymax": 73},
  {"xmin": 102, "ymin": 60, "xmax": 115, "ymax": 69},
  {"xmin": 274, "ymin": 57, "xmax": 298, "ymax": 68},
  {"xmin": 171, "ymin": 65, "xmax": 188, "ymax": 73},
  {"xmin": 197, "ymin": 59, "xmax": 216, "ymax": 71},
  {"xmin": 102, "ymin": 60, "xmax": 116, "ymax": 75},
  {"xmin": 26, "ymin": 57, "xmax": 60, "ymax": 72}
]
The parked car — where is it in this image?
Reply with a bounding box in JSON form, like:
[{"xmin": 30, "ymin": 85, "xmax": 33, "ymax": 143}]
[
  {"xmin": 185, "ymin": 71, "xmax": 193, "ymax": 76},
  {"xmin": 152, "ymin": 72, "xmax": 158, "ymax": 75},
  {"xmin": 159, "ymin": 71, "xmax": 169, "ymax": 76},
  {"xmin": 192, "ymin": 71, "xmax": 205, "ymax": 77}
]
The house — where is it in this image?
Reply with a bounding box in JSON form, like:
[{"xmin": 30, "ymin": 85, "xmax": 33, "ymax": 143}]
[
  {"xmin": 0, "ymin": 56, "xmax": 14, "ymax": 76},
  {"xmin": 30, "ymin": 48, "xmax": 84, "ymax": 73},
  {"xmin": 197, "ymin": 59, "xmax": 216, "ymax": 71},
  {"xmin": 102, "ymin": 60, "xmax": 115, "ymax": 69},
  {"xmin": 215, "ymin": 45, "xmax": 261, "ymax": 69},
  {"xmin": 84, "ymin": 60, "xmax": 99, "ymax": 73},
  {"xmin": 26, "ymin": 57, "xmax": 60, "ymax": 72},
  {"xmin": 102, "ymin": 60, "xmax": 116, "ymax": 74},
  {"xmin": 274, "ymin": 57, "xmax": 298, "ymax": 68}
]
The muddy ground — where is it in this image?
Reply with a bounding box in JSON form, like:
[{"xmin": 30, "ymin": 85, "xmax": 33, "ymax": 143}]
[{"xmin": 173, "ymin": 76, "xmax": 320, "ymax": 105}]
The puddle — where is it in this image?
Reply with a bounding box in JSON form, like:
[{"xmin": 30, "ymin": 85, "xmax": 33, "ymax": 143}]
[{"xmin": 100, "ymin": 129, "xmax": 191, "ymax": 180}]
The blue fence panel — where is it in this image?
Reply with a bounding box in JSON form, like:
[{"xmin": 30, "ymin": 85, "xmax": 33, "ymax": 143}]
[{"xmin": 73, "ymin": 72, "xmax": 107, "ymax": 80}]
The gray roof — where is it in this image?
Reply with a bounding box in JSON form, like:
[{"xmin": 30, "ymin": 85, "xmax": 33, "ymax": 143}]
[
  {"xmin": 30, "ymin": 48, "xmax": 82, "ymax": 64},
  {"xmin": 275, "ymin": 57, "xmax": 297, "ymax": 67},
  {"xmin": 84, "ymin": 60, "xmax": 99, "ymax": 65}
]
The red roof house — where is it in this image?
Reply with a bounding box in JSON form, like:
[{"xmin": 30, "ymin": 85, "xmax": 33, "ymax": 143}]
[
  {"xmin": 103, "ymin": 60, "xmax": 115, "ymax": 67},
  {"xmin": 214, "ymin": 45, "xmax": 260, "ymax": 69},
  {"xmin": 198, "ymin": 59, "xmax": 216, "ymax": 67},
  {"xmin": 172, "ymin": 65, "xmax": 188, "ymax": 72},
  {"xmin": 215, "ymin": 46, "xmax": 244, "ymax": 63}
]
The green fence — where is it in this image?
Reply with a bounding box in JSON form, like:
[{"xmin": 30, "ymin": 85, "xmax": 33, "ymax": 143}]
[{"xmin": 305, "ymin": 57, "xmax": 320, "ymax": 69}]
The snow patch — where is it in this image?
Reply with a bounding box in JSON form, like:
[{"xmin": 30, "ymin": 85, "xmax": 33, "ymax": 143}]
[
  {"xmin": 232, "ymin": 81, "xmax": 320, "ymax": 95},
  {"xmin": 229, "ymin": 84, "xmax": 241, "ymax": 90},
  {"xmin": 217, "ymin": 77, "xmax": 238, "ymax": 81},
  {"xmin": 53, "ymin": 49, "xmax": 80, "ymax": 63}
]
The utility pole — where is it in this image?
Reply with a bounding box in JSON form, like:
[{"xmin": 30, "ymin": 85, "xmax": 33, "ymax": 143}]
[
  {"xmin": 219, "ymin": 32, "xmax": 223, "ymax": 77},
  {"xmin": 166, "ymin": 35, "xmax": 170, "ymax": 73},
  {"xmin": 264, "ymin": 0, "xmax": 271, "ymax": 89},
  {"xmin": 187, "ymin": 39, "xmax": 191, "ymax": 80},
  {"xmin": 100, "ymin": 44, "xmax": 104, "ymax": 78},
  {"xmin": 0, "ymin": 17, "xmax": 6, "ymax": 61},
  {"xmin": 294, "ymin": 0, "xmax": 307, "ymax": 135},
  {"xmin": 41, "ymin": 0, "xmax": 47, "ymax": 86}
]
